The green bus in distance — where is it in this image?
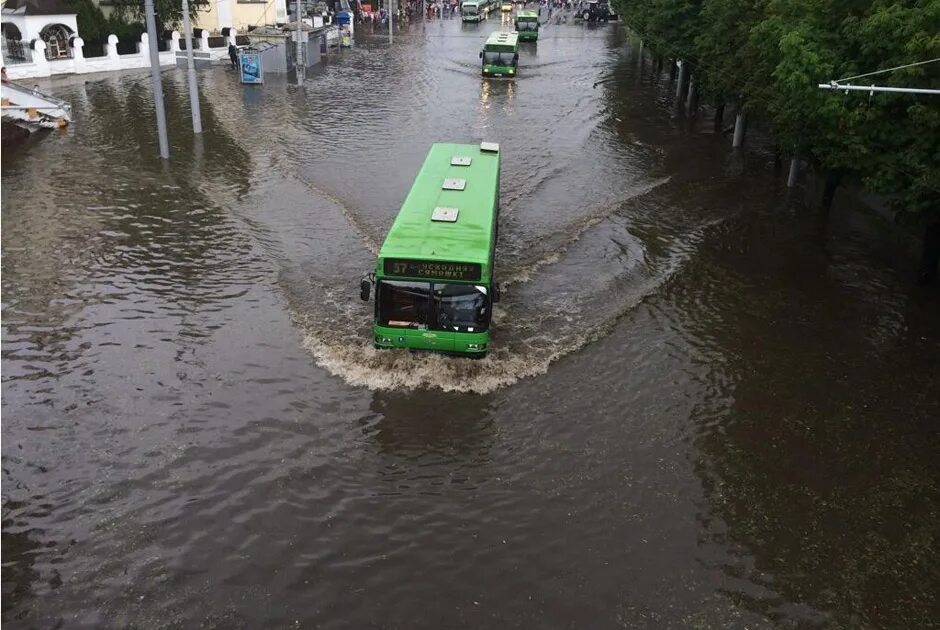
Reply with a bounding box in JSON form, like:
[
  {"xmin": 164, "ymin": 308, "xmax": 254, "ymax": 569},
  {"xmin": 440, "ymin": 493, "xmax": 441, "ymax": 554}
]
[
  {"xmin": 461, "ymin": 0, "xmax": 484, "ymax": 22},
  {"xmin": 480, "ymin": 31, "xmax": 519, "ymax": 77},
  {"xmin": 360, "ymin": 142, "xmax": 502, "ymax": 357},
  {"xmin": 515, "ymin": 9, "xmax": 539, "ymax": 41}
]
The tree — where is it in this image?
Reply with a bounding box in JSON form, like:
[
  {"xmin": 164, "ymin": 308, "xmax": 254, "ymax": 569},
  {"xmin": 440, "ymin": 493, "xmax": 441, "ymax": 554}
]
[
  {"xmin": 107, "ymin": 0, "xmax": 210, "ymax": 34},
  {"xmin": 66, "ymin": 0, "xmax": 109, "ymax": 46}
]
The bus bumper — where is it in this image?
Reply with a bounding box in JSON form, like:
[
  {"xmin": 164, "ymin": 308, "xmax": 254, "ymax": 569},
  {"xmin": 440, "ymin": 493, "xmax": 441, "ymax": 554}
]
[
  {"xmin": 374, "ymin": 326, "xmax": 489, "ymax": 356},
  {"xmin": 482, "ymin": 66, "xmax": 516, "ymax": 77}
]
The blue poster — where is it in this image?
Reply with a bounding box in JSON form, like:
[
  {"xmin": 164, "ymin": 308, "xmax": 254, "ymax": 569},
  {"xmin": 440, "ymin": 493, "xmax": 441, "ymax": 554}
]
[{"xmin": 239, "ymin": 51, "xmax": 263, "ymax": 84}]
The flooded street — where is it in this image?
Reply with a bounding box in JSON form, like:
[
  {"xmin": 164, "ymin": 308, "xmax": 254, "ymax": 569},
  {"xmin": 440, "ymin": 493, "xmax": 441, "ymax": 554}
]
[{"xmin": 3, "ymin": 15, "xmax": 940, "ymax": 628}]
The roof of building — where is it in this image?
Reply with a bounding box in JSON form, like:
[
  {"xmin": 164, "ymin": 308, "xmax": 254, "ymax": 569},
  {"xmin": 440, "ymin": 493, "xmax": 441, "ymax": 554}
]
[{"xmin": 2, "ymin": 0, "xmax": 75, "ymax": 16}]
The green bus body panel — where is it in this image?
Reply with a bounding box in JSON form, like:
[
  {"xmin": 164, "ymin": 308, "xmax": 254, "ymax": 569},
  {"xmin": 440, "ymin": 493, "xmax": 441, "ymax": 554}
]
[
  {"xmin": 374, "ymin": 325, "xmax": 490, "ymax": 354},
  {"xmin": 483, "ymin": 64, "xmax": 516, "ymax": 76},
  {"xmin": 373, "ymin": 143, "xmax": 499, "ymax": 356},
  {"xmin": 376, "ymin": 143, "xmax": 499, "ymax": 282},
  {"xmin": 483, "ymin": 31, "xmax": 518, "ymax": 51}
]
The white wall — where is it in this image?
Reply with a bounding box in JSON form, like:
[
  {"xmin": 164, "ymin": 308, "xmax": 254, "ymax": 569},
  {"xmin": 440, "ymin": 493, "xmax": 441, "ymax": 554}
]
[{"xmin": 2, "ymin": 29, "xmax": 238, "ymax": 79}]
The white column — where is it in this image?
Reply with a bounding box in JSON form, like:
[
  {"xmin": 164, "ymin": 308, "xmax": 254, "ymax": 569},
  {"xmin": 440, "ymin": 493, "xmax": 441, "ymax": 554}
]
[
  {"xmin": 106, "ymin": 33, "xmax": 121, "ymax": 70},
  {"xmin": 71, "ymin": 35, "xmax": 85, "ymax": 73},
  {"xmin": 32, "ymin": 40, "xmax": 51, "ymax": 77},
  {"xmin": 170, "ymin": 30, "xmax": 181, "ymax": 52},
  {"xmin": 199, "ymin": 30, "xmax": 210, "ymax": 50}
]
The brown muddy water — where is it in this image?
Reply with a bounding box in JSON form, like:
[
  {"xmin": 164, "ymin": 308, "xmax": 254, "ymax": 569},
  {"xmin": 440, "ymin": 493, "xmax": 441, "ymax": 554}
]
[{"xmin": 2, "ymin": 14, "xmax": 939, "ymax": 629}]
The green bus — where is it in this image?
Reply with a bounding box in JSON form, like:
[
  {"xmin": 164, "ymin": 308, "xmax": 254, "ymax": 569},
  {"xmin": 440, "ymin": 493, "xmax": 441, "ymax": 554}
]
[
  {"xmin": 360, "ymin": 142, "xmax": 501, "ymax": 357},
  {"xmin": 514, "ymin": 9, "xmax": 539, "ymax": 41},
  {"xmin": 480, "ymin": 31, "xmax": 519, "ymax": 78},
  {"xmin": 461, "ymin": 0, "xmax": 485, "ymax": 22}
]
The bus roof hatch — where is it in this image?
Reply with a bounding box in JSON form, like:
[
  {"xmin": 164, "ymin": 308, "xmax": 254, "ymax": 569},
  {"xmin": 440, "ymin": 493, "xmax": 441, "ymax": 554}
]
[{"xmin": 431, "ymin": 207, "xmax": 460, "ymax": 222}]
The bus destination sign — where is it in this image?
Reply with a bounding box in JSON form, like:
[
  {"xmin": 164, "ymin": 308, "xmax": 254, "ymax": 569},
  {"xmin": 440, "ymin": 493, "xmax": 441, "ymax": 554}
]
[{"xmin": 384, "ymin": 259, "xmax": 482, "ymax": 281}]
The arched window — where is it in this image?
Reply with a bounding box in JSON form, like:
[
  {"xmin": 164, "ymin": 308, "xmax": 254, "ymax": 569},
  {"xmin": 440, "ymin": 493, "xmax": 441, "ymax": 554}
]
[
  {"xmin": 1, "ymin": 22, "xmax": 30, "ymax": 63},
  {"xmin": 40, "ymin": 23, "xmax": 72, "ymax": 60}
]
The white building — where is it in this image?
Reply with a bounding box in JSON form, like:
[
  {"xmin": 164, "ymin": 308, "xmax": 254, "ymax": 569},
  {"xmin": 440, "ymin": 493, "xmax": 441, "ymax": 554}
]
[{"xmin": 1, "ymin": 0, "xmax": 78, "ymax": 70}]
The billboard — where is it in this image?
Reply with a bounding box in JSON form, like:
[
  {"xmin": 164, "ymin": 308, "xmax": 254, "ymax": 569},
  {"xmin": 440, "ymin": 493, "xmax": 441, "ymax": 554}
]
[{"xmin": 239, "ymin": 50, "xmax": 263, "ymax": 84}]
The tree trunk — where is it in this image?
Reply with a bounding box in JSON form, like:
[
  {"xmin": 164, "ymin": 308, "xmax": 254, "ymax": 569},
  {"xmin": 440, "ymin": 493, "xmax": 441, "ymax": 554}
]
[
  {"xmin": 821, "ymin": 171, "xmax": 843, "ymax": 209},
  {"xmin": 669, "ymin": 59, "xmax": 677, "ymax": 81},
  {"xmin": 713, "ymin": 103, "xmax": 725, "ymax": 131},
  {"xmin": 918, "ymin": 219, "xmax": 940, "ymax": 285}
]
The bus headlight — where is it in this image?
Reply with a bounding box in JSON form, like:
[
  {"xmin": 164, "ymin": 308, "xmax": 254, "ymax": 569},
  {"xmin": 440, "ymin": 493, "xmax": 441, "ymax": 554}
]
[
  {"xmin": 467, "ymin": 343, "xmax": 485, "ymax": 351},
  {"xmin": 376, "ymin": 336, "xmax": 394, "ymax": 345}
]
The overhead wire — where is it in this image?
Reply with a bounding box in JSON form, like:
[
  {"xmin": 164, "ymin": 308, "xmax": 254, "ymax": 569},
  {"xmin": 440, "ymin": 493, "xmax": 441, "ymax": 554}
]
[{"xmin": 832, "ymin": 57, "xmax": 940, "ymax": 84}]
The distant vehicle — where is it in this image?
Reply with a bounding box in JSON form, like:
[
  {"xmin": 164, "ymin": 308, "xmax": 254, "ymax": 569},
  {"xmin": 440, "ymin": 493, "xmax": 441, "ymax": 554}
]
[
  {"xmin": 462, "ymin": 0, "xmax": 490, "ymax": 21},
  {"xmin": 514, "ymin": 9, "xmax": 539, "ymax": 41},
  {"xmin": 360, "ymin": 142, "xmax": 502, "ymax": 357},
  {"xmin": 501, "ymin": 1, "xmax": 513, "ymax": 10},
  {"xmin": 580, "ymin": 0, "xmax": 611, "ymax": 21},
  {"xmin": 480, "ymin": 31, "xmax": 519, "ymax": 77}
]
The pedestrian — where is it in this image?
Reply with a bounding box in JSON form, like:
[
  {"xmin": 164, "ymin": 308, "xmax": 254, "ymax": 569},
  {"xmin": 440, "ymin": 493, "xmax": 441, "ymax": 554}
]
[
  {"xmin": 228, "ymin": 43, "xmax": 238, "ymax": 69},
  {"xmin": 1, "ymin": 66, "xmax": 7, "ymax": 83}
]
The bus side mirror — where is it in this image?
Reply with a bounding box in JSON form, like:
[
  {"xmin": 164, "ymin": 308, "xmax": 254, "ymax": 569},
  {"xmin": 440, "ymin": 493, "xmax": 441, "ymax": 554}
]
[
  {"xmin": 492, "ymin": 284, "xmax": 501, "ymax": 302},
  {"xmin": 513, "ymin": 53, "xmax": 519, "ymax": 63},
  {"xmin": 479, "ymin": 51, "xmax": 483, "ymax": 58},
  {"xmin": 360, "ymin": 279, "xmax": 371, "ymax": 302}
]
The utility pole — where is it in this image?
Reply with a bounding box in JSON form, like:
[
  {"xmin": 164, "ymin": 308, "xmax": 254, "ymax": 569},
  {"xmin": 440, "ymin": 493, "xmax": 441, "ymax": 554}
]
[
  {"xmin": 182, "ymin": 0, "xmax": 202, "ymax": 133},
  {"xmin": 144, "ymin": 0, "xmax": 169, "ymax": 159},
  {"xmin": 295, "ymin": 0, "xmax": 305, "ymax": 79}
]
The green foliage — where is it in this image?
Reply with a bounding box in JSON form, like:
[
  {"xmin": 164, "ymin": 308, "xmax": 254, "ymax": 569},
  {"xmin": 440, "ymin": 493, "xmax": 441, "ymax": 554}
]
[
  {"xmin": 66, "ymin": 0, "xmax": 109, "ymax": 45},
  {"xmin": 611, "ymin": 0, "xmax": 940, "ymax": 215},
  {"xmin": 108, "ymin": 0, "xmax": 210, "ymax": 32}
]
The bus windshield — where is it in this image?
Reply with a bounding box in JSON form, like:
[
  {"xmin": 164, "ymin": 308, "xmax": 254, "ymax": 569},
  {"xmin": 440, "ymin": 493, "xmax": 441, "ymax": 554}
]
[
  {"xmin": 378, "ymin": 281, "xmax": 489, "ymax": 332},
  {"xmin": 378, "ymin": 280, "xmax": 430, "ymax": 328},
  {"xmin": 483, "ymin": 51, "xmax": 514, "ymax": 66},
  {"xmin": 434, "ymin": 284, "xmax": 488, "ymax": 332},
  {"xmin": 516, "ymin": 21, "xmax": 537, "ymax": 30},
  {"xmin": 463, "ymin": 5, "xmax": 478, "ymax": 12}
]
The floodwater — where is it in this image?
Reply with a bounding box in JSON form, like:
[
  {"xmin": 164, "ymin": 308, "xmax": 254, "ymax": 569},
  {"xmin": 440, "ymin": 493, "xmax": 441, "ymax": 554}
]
[{"xmin": 3, "ymin": 13, "xmax": 939, "ymax": 629}]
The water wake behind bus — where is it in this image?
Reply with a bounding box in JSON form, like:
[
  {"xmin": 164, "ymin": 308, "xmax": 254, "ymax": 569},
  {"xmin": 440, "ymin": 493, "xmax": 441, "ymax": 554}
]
[{"xmin": 289, "ymin": 189, "xmax": 717, "ymax": 394}]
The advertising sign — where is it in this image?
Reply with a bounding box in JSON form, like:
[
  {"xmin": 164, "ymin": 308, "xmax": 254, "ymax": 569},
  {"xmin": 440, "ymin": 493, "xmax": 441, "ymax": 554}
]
[{"xmin": 239, "ymin": 50, "xmax": 263, "ymax": 84}]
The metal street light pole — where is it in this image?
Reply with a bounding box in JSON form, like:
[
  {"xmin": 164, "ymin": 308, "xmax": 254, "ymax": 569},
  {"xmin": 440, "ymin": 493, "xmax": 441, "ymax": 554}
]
[
  {"xmin": 144, "ymin": 0, "xmax": 169, "ymax": 158},
  {"xmin": 818, "ymin": 82, "xmax": 940, "ymax": 96},
  {"xmin": 295, "ymin": 0, "xmax": 305, "ymax": 80},
  {"xmin": 182, "ymin": 0, "xmax": 202, "ymax": 133}
]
